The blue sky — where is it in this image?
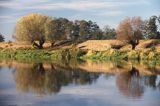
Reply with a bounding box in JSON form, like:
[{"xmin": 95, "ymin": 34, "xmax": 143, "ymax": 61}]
[{"xmin": 0, "ymin": 0, "xmax": 159, "ymax": 41}]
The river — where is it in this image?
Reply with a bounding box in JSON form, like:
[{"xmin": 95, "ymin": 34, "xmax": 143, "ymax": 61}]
[{"xmin": 0, "ymin": 60, "xmax": 159, "ymax": 106}]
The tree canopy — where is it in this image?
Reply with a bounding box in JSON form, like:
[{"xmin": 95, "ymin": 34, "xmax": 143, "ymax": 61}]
[
  {"xmin": 15, "ymin": 13, "xmax": 52, "ymax": 49},
  {"xmin": 116, "ymin": 17, "xmax": 143, "ymax": 49},
  {"xmin": 14, "ymin": 13, "xmax": 160, "ymax": 49},
  {"xmin": 15, "ymin": 13, "xmax": 102, "ymax": 48}
]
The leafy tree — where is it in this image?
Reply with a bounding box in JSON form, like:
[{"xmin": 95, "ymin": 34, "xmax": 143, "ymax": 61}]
[
  {"xmin": 15, "ymin": 13, "xmax": 52, "ymax": 49},
  {"xmin": 88, "ymin": 20, "xmax": 102, "ymax": 40},
  {"xmin": 45, "ymin": 18, "xmax": 66, "ymax": 47},
  {"xmin": 146, "ymin": 16, "xmax": 158, "ymax": 39},
  {"xmin": 0, "ymin": 33, "xmax": 4, "ymax": 42},
  {"xmin": 78, "ymin": 20, "xmax": 90, "ymax": 40},
  {"xmin": 141, "ymin": 15, "xmax": 160, "ymax": 39},
  {"xmin": 116, "ymin": 17, "xmax": 143, "ymax": 49},
  {"xmin": 74, "ymin": 20, "xmax": 102, "ymax": 41},
  {"xmin": 157, "ymin": 15, "xmax": 160, "ymax": 38},
  {"xmin": 101, "ymin": 25, "xmax": 116, "ymax": 39},
  {"xmin": 141, "ymin": 20, "xmax": 149, "ymax": 39},
  {"xmin": 46, "ymin": 18, "xmax": 76, "ymax": 46}
]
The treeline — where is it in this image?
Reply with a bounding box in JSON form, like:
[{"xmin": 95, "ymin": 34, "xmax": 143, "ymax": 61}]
[
  {"xmin": 1, "ymin": 13, "xmax": 160, "ymax": 49},
  {"xmin": 14, "ymin": 13, "xmax": 116, "ymax": 48},
  {"xmin": 0, "ymin": 33, "xmax": 4, "ymax": 42}
]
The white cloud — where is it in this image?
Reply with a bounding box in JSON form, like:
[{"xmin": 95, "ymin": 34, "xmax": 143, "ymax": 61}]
[
  {"xmin": 94, "ymin": 11, "xmax": 124, "ymax": 17},
  {"xmin": 0, "ymin": 15, "xmax": 14, "ymax": 20},
  {"xmin": 0, "ymin": 0, "xmax": 151, "ymax": 11},
  {"xmin": 26, "ymin": 0, "xmax": 151, "ymax": 11}
]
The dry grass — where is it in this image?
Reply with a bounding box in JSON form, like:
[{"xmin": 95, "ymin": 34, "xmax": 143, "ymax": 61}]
[
  {"xmin": 77, "ymin": 39, "xmax": 160, "ymax": 52},
  {"xmin": 0, "ymin": 39, "xmax": 160, "ymax": 51},
  {"xmin": 77, "ymin": 40, "xmax": 125, "ymax": 51},
  {"xmin": 136, "ymin": 39, "xmax": 160, "ymax": 50}
]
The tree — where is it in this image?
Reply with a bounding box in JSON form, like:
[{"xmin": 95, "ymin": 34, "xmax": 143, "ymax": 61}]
[
  {"xmin": 88, "ymin": 20, "xmax": 102, "ymax": 40},
  {"xmin": 15, "ymin": 13, "xmax": 52, "ymax": 49},
  {"xmin": 116, "ymin": 17, "xmax": 143, "ymax": 49},
  {"xmin": 157, "ymin": 15, "xmax": 160, "ymax": 38},
  {"xmin": 46, "ymin": 17, "xmax": 76, "ymax": 47},
  {"xmin": 0, "ymin": 33, "xmax": 4, "ymax": 42},
  {"xmin": 74, "ymin": 20, "xmax": 102, "ymax": 41},
  {"xmin": 78, "ymin": 20, "xmax": 90, "ymax": 40},
  {"xmin": 101, "ymin": 25, "xmax": 116, "ymax": 39},
  {"xmin": 141, "ymin": 15, "xmax": 159, "ymax": 39},
  {"xmin": 45, "ymin": 18, "xmax": 66, "ymax": 47},
  {"xmin": 146, "ymin": 16, "xmax": 158, "ymax": 39},
  {"xmin": 141, "ymin": 20, "xmax": 148, "ymax": 39}
]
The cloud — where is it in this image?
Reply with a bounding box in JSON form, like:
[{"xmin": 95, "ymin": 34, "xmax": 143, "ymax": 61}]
[
  {"xmin": 94, "ymin": 11, "xmax": 124, "ymax": 17},
  {"xmin": 26, "ymin": 0, "xmax": 151, "ymax": 11},
  {"xmin": 0, "ymin": 15, "xmax": 14, "ymax": 20},
  {"xmin": 0, "ymin": 0, "xmax": 151, "ymax": 11},
  {"xmin": 0, "ymin": 13, "xmax": 18, "ymax": 24}
]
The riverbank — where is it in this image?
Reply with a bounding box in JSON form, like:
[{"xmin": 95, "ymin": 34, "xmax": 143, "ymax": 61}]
[
  {"xmin": 0, "ymin": 48, "xmax": 160, "ymax": 65},
  {"xmin": 0, "ymin": 39, "xmax": 160, "ymax": 62}
]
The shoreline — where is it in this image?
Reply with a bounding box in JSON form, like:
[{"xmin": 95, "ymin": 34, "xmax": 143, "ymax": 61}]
[{"xmin": 0, "ymin": 48, "xmax": 160, "ymax": 63}]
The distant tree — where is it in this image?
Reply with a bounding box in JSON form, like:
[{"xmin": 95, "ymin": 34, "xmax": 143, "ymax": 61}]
[
  {"xmin": 141, "ymin": 20, "xmax": 149, "ymax": 39},
  {"xmin": 74, "ymin": 20, "xmax": 102, "ymax": 41},
  {"xmin": 101, "ymin": 25, "xmax": 116, "ymax": 39},
  {"xmin": 141, "ymin": 15, "xmax": 160, "ymax": 39},
  {"xmin": 78, "ymin": 20, "xmax": 90, "ymax": 40},
  {"xmin": 88, "ymin": 20, "xmax": 102, "ymax": 40},
  {"xmin": 116, "ymin": 17, "xmax": 143, "ymax": 49},
  {"xmin": 157, "ymin": 15, "xmax": 160, "ymax": 38},
  {"xmin": 15, "ymin": 13, "xmax": 52, "ymax": 49},
  {"xmin": 146, "ymin": 16, "xmax": 158, "ymax": 39},
  {"xmin": 0, "ymin": 33, "xmax": 4, "ymax": 42}
]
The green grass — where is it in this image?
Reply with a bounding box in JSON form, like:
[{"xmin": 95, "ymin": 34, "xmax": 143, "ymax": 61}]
[
  {"xmin": 0, "ymin": 48, "xmax": 160, "ymax": 62},
  {"xmin": 0, "ymin": 48, "xmax": 86, "ymax": 62}
]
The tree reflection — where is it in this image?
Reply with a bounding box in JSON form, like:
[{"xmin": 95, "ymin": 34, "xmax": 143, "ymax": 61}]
[
  {"xmin": 144, "ymin": 75, "xmax": 157, "ymax": 89},
  {"xmin": 116, "ymin": 67, "xmax": 144, "ymax": 98},
  {"xmin": 14, "ymin": 63, "xmax": 99, "ymax": 96},
  {"xmin": 116, "ymin": 67, "xmax": 160, "ymax": 98}
]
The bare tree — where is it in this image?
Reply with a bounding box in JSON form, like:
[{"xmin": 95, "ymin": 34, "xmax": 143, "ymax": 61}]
[{"xmin": 116, "ymin": 17, "xmax": 143, "ymax": 49}]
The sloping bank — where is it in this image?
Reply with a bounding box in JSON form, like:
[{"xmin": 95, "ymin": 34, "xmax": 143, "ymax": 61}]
[
  {"xmin": 0, "ymin": 48, "xmax": 160, "ymax": 63},
  {"xmin": 0, "ymin": 40, "xmax": 160, "ymax": 62},
  {"xmin": 0, "ymin": 48, "xmax": 85, "ymax": 62}
]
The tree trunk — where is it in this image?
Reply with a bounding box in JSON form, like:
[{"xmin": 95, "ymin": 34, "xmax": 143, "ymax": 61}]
[
  {"xmin": 132, "ymin": 44, "xmax": 136, "ymax": 50},
  {"xmin": 51, "ymin": 42, "xmax": 55, "ymax": 48},
  {"xmin": 38, "ymin": 39, "xmax": 45, "ymax": 49},
  {"xmin": 130, "ymin": 39, "xmax": 139, "ymax": 50},
  {"xmin": 130, "ymin": 66, "xmax": 139, "ymax": 77},
  {"xmin": 32, "ymin": 39, "xmax": 44, "ymax": 49},
  {"xmin": 33, "ymin": 41, "xmax": 40, "ymax": 49}
]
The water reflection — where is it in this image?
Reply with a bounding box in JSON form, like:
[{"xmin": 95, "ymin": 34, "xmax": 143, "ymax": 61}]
[
  {"xmin": 14, "ymin": 63, "xmax": 99, "ymax": 95},
  {"xmin": 0, "ymin": 60, "xmax": 160, "ymax": 98},
  {"xmin": 116, "ymin": 66, "xmax": 160, "ymax": 98},
  {"xmin": 116, "ymin": 67, "xmax": 144, "ymax": 98}
]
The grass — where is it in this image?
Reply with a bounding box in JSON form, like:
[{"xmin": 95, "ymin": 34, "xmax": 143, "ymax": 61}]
[
  {"xmin": 1, "ymin": 39, "xmax": 160, "ymax": 62},
  {"xmin": 0, "ymin": 48, "xmax": 86, "ymax": 62},
  {"xmin": 81, "ymin": 48, "xmax": 160, "ymax": 62}
]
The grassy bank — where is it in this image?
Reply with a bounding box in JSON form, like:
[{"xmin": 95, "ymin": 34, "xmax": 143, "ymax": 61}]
[
  {"xmin": 0, "ymin": 39, "xmax": 160, "ymax": 62},
  {"xmin": 0, "ymin": 47, "xmax": 160, "ymax": 62},
  {"xmin": 0, "ymin": 48, "xmax": 86, "ymax": 62},
  {"xmin": 81, "ymin": 48, "xmax": 160, "ymax": 62}
]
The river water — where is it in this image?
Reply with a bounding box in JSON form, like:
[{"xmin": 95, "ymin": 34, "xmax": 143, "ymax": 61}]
[{"xmin": 0, "ymin": 60, "xmax": 159, "ymax": 106}]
